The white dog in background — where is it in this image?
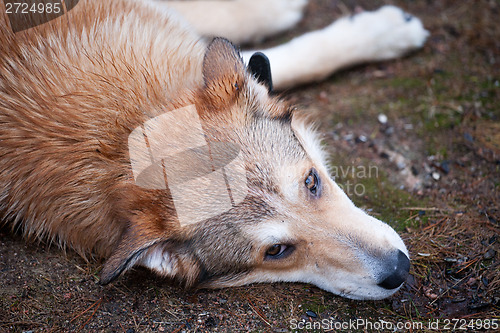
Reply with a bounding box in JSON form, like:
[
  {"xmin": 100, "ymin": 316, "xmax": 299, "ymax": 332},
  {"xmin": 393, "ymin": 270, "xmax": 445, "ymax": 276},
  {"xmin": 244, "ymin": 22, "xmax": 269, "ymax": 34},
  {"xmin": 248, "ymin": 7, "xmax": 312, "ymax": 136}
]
[{"xmin": 163, "ymin": 0, "xmax": 428, "ymax": 89}]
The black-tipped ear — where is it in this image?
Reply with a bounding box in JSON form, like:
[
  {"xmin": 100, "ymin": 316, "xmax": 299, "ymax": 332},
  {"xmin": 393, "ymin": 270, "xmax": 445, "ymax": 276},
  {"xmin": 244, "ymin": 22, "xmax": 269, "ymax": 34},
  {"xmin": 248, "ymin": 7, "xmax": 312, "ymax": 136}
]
[{"xmin": 248, "ymin": 52, "xmax": 273, "ymax": 93}]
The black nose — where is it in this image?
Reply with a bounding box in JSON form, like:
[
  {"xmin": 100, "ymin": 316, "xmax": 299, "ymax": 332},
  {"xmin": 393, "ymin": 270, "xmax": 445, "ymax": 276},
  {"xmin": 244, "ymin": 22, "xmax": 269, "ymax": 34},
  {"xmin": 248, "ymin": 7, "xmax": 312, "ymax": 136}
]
[{"xmin": 377, "ymin": 250, "xmax": 410, "ymax": 290}]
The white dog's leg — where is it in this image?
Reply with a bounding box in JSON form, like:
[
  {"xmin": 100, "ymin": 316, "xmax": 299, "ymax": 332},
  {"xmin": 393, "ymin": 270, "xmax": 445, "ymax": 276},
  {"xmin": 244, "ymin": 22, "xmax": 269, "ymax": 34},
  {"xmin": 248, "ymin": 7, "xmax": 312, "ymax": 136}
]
[
  {"xmin": 162, "ymin": 0, "xmax": 308, "ymax": 44},
  {"xmin": 242, "ymin": 6, "xmax": 429, "ymax": 89}
]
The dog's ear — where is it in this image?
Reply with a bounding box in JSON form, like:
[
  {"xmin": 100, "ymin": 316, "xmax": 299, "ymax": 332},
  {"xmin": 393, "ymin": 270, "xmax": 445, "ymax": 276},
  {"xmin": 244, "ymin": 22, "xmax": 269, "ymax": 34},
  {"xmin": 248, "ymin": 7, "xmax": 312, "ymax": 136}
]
[
  {"xmin": 100, "ymin": 225, "xmax": 203, "ymax": 287},
  {"xmin": 202, "ymin": 38, "xmax": 246, "ymax": 103},
  {"xmin": 99, "ymin": 183, "xmax": 186, "ymax": 284},
  {"xmin": 100, "ymin": 196, "xmax": 176, "ymax": 284},
  {"xmin": 99, "ymin": 225, "xmax": 163, "ymax": 285},
  {"xmin": 248, "ymin": 52, "xmax": 273, "ymax": 93}
]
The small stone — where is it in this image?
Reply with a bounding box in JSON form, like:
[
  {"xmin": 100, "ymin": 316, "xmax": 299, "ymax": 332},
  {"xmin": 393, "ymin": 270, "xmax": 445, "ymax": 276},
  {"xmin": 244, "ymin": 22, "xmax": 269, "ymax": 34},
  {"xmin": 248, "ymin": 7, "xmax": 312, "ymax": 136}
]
[
  {"xmin": 432, "ymin": 172, "xmax": 440, "ymax": 180},
  {"xmin": 396, "ymin": 161, "xmax": 406, "ymax": 170},
  {"xmin": 343, "ymin": 133, "xmax": 354, "ymax": 141},
  {"xmin": 404, "ymin": 123, "xmax": 414, "ymax": 130},
  {"xmin": 378, "ymin": 113, "xmax": 388, "ymax": 124},
  {"xmin": 384, "ymin": 126, "xmax": 394, "ymax": 136},
  {"xmin": 380, "ymin": 151, "xmax": 390, "ymax": 159},
  {"xmin": 483, "ymin": 249, "xmax": 496, "ymax": 260},
  {"xmin": 440, "ymin": 161, "xmax": 450, "ymax": 174},
  {"xmin": 355, "ymin": 135, "xmax": 367, "ymax": 143},
  {"xmin": 482, "ymin": 277, "xmax": 489, "ymax": 287},
  {"xmin": 423, "ymin": 287, "xmax": 438, "ymax": 299},
  {"xmin": 306, "ymin": 310, "xmax": 318, "ymax": 318}
]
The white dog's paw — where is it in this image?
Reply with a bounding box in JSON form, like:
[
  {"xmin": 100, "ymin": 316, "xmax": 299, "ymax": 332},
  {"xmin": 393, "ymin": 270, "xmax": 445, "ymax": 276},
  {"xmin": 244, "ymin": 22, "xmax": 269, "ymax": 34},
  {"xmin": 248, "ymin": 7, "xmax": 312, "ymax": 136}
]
[
  {"xmin": 348, "ymin": 5, "xmax": 429, "ymax": 60},
  {"xmin": 270, "ymin": 0, "xmax": 309, "ymax": 29},
  {"xmin": 249, "ymin": 0, "xmax": 309, "ymax": 41}
]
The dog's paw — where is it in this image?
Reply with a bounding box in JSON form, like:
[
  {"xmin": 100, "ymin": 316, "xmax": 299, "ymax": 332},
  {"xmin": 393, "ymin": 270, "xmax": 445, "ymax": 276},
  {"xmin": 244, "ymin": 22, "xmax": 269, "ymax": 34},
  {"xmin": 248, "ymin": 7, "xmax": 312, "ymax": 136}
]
[
  {"xmin": 249, "ymin": 0, "xmax": 308, "ymax": 41},
  {"xmin": 270, "ymin": 0, "xmax": 309, "ymax": 29},
  {"xmin": 348, "ymin": 5, "xmax": 429, "ymax": 60}
]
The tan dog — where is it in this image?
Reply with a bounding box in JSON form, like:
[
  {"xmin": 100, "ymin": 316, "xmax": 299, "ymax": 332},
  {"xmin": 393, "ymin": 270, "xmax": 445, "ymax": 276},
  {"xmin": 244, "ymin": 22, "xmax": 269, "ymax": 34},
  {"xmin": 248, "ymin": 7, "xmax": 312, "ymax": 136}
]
[{"xmin": 0, "ymin": 0, "xmax": 426, "ymax": 299}]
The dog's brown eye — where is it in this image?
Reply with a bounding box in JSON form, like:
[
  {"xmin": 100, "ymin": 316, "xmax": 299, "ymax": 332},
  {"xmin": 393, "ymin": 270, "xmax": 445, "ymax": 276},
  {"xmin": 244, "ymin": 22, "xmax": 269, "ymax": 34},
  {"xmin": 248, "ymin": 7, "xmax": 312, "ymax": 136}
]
[
  {"xmin": 305, "ymin": 168, "xmax": 320, "ymax": 196},
  {"xmin": 265, "ymin": 244, "xmax": 287, "ymax": 258}
]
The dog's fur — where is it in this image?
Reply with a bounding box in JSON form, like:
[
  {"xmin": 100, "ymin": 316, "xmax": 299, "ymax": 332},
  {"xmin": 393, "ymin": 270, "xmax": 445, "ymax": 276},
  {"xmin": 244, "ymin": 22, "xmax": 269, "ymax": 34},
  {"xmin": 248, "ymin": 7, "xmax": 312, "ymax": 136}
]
[{"xmin": 0, "ymin": 0, "xmax": 426, "ymax": 299}]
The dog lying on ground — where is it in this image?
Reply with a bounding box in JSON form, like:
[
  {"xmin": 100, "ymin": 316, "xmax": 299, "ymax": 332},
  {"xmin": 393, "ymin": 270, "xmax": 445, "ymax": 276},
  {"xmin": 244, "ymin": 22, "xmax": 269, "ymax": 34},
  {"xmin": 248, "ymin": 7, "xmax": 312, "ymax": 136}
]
[{"xmin": 0, "ymin": 0, "xmax": 427, "ymax": 300}]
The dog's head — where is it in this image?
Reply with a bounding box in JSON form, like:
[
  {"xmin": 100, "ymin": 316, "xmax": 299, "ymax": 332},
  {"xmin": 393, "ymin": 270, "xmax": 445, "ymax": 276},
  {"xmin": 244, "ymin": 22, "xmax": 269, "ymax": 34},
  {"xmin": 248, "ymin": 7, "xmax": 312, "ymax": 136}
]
[{"xmin": 101, "ymin": 38, "xmax": 409, "ymax": 300}]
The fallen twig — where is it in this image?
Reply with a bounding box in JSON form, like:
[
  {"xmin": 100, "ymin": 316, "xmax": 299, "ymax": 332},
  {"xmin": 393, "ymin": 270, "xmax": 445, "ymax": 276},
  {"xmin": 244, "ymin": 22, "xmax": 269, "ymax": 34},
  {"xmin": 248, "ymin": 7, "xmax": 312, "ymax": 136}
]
[
  {"xmin": 78, "ymin": 297, "xmax": 103, "ymax": 332},
  {"xmin": 401, "ymin": 207, "xmax": 443, "ymax": 211},
  {"xmin": 70, "ymin": 298, "xmax": 102, "ymax": 323},
  {"xmin": 247, "ymin": 297, "xmax": 271, "ymax": 327},
  {"xmin": 421, "ymin": 217, "xmax": 447, "ymax": 231}
]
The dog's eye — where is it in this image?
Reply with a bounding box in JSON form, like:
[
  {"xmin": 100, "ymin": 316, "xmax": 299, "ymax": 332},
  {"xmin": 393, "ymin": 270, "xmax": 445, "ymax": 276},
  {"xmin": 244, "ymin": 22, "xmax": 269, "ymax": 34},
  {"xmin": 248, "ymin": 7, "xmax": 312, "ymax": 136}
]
[
  {"xmin": 305, "ymin": 168, "xmax": 320, "ymax": 196},
  {"xmin": 265, "ymin": 244, "xmax": 292, "ymax": 259}
]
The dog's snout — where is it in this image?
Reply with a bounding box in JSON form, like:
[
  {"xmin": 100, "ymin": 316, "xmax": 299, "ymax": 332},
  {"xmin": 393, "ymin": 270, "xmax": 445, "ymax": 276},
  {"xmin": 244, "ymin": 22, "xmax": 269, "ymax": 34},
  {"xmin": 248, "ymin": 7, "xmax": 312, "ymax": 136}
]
[{"xmin": 377, "ymin": 250, "xmax": 410, "ymax": 290}]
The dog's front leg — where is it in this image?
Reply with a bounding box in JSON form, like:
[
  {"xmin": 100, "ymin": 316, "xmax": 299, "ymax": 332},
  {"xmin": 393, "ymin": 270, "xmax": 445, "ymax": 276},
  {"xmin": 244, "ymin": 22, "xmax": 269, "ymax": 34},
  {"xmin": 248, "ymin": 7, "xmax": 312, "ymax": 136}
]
[{"xmin": 242, "ymin": 6, "xmax": 429, "ymax": 90}]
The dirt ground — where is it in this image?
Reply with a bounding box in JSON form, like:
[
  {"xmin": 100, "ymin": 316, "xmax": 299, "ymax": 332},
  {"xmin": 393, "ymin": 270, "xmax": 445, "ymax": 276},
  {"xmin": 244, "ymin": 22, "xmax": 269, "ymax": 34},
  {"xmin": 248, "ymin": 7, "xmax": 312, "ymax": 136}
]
[{"xmin": 1, "ymin": 0, "xmax": 499, "ymax": 332}]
